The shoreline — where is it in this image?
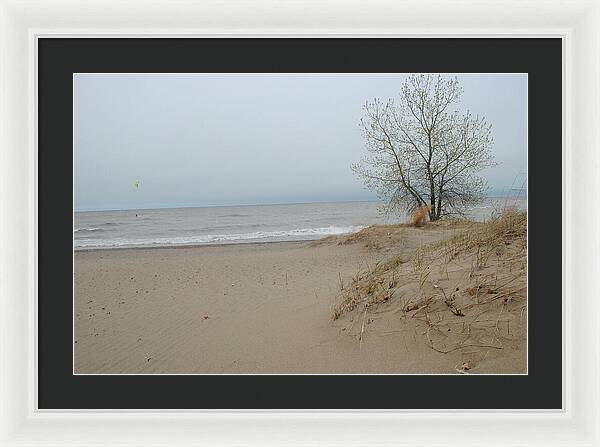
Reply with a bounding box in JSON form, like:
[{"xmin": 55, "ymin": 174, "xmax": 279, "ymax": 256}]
[
  {"xmin": 74, "ymin": 238, "xmax": 319, "ymax": 253},
  {"xmin": 74, "ymin": 198, "xmax": 528, "ymax": 253}
]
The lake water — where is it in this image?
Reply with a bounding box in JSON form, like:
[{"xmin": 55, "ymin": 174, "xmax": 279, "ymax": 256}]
[{"xmin": 74, "ymin": 197, "xmax": 526, "ymax": 250}]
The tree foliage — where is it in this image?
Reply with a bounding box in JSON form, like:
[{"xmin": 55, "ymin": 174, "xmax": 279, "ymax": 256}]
[{"xmin": 353, "ymin": 74, "xmax": 496, "ymax": 220}]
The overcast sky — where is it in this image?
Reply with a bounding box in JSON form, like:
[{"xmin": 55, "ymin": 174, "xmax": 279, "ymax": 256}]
[{"xmin": 74, "ymin": 73, "xmax": 527, "ymax": 211}]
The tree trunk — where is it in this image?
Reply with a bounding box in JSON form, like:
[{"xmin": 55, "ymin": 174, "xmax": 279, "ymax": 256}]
[
  {"xmin": 429, "ymin": 191, "xmax": 437, "ymax": 221},
  {"xmin": 429, "ymin": 195, "xmax": 439, "ymax": 221}
]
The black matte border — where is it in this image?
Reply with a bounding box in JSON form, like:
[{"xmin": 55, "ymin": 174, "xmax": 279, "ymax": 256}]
[{"xmin": 39, "ymin": 38, "xmax": 562, "ymax": 409}]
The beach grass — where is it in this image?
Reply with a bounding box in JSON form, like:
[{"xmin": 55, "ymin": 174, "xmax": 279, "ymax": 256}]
[{"xmin": 330, "ymin": 208, "xmax": 527, "ymax": 370}]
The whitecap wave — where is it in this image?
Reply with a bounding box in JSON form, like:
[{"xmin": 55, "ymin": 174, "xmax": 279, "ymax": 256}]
[
  {"xmin": 74, "ymin": 225, "xmax": 363, "ymax": 249},
  {"xmin": 74, "ymin": 227, "xmax": 104, "ymax": 233}
]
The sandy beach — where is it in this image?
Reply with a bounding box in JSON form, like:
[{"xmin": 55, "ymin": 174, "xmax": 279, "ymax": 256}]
[{"xmin": 74, "ymin": 215, "xmax": 527, "ymax": 375}]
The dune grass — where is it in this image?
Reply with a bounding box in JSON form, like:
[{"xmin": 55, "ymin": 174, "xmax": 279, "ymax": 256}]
[
  {"xmin": 331, "ymin": 208, "xmax": 527, "ymax": 369},
  {"xmin": 332, "ymin": 207, "xmax": 527, "ymax": 322}
]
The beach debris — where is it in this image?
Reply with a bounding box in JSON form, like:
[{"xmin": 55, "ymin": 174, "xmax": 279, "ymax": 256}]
[
  {"xmin": 404, "ymin": 296, "xmax": 433, "ymax": 313},
  {"xmin": 443, "ymin": 295, "xmax": 456, "ymax": 308},
  {"xmin": 455, "ymin": 360, "xmax": 473, "ymax": 373},
  {"xmin": 203, "ymin": 315, "xmax": 210, "ymax": 320},
  {"xmin": 450, "ymin": 307, "xmax": 465, "ymax": 317},
  {"xmin": 358, "ymin": 304, "xmax": 369, "ymax": 351}
]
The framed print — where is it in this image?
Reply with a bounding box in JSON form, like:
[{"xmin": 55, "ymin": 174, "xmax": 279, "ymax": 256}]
[
  {"xmin": 1, "ymin": 0, "xmax": 599, "ymax": 446},
  {"xmin": 40, "ymin": 38, "xmax": 557, "ymax": 410}
]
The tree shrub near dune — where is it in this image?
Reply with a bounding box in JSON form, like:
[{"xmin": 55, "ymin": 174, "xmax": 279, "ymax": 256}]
[
  {"xmin": 410, "ymin": 205, "xmax": 431, "ymax": 227},
  {"xmin": 353, "ymin": 74, "xmax": 497, "ymax": 221}
]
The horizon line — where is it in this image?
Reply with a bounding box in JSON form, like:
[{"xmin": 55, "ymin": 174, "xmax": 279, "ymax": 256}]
[
  {"xmin": 74, "ymin": 198, "xmax": 381, "ymax": 213},
  {"xmin": 74, "ymin": 194, "xmax": 527, "ymax": 213}
]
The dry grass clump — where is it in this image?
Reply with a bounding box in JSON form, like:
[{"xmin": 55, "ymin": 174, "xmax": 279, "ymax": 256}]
[
  {"xmin": 338, "ymin": 225, "xmax": 382, "ymax": 245},
  {"xmin": 311, "ymin": 224, "xmax": 408, "ymax": 250},
  {"xmin": 410, "ymin": 205, "xmax": 431, "ymax": 227},
  {"xmin": 487, "ymin": 206, "xmax": 527, "ymax": 240},
  {"xmin": 332, "ymin": 255, "xmax": 407, "ymax": 319},
  {"xmin": 432, "ymin": 207, "xmax": 526, "ymax": 261},
  {"xmin": 312, "ymin": 219, "xmax": 467, "ymax": 252},
  {"xmin": 332, "ymin": 207, "xmax": 528, "ymax": 364}
]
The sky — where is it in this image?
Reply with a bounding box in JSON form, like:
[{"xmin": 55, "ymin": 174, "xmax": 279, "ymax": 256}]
[{"xmin": 74, "ymin": 73, "xmax": 527, "ymax": 211}]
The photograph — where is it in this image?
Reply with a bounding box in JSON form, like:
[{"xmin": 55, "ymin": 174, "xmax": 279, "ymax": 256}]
[{"xmin": 73, "ymin": 73, "xmax": 527, "ymax": 375}]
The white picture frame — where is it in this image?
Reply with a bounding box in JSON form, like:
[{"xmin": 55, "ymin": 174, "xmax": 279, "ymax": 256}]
[{"xmin": 1, "ymin": 0, "xmax": 598, "ymax": 445}]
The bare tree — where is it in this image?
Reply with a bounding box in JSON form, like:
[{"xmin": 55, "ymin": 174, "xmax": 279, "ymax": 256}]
[{"xmin": 353, "ymin": 74, "xmax": 496, "ymax": 221}]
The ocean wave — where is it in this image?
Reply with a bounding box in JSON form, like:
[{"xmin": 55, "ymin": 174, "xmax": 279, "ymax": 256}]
[
  {"xmin": 74, "ymin": 225, "xmax": 363, "ymax": 249},
  {"xmin": 218, "ymin": 213, "xmax": 248, "ymax": 218},
  {"xmin": 74, "ymin": 227, "xmax": 104, "ymax": 233}
]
